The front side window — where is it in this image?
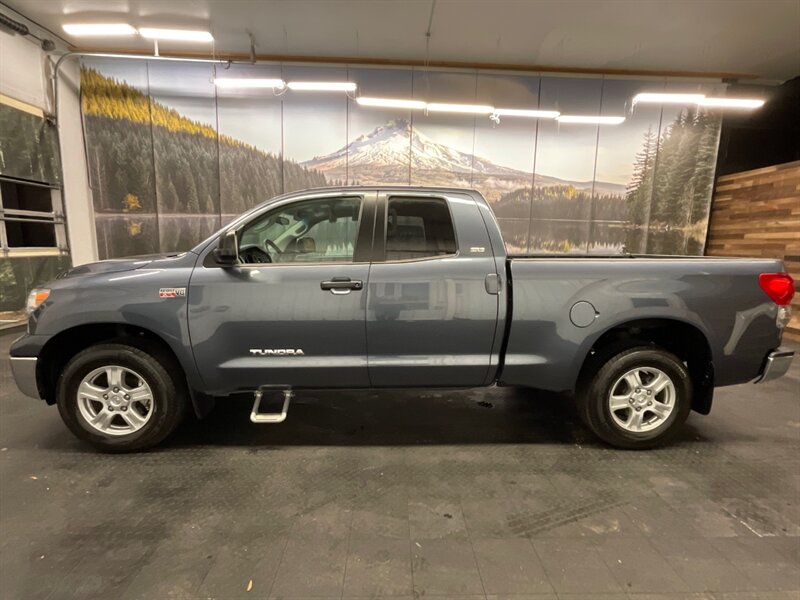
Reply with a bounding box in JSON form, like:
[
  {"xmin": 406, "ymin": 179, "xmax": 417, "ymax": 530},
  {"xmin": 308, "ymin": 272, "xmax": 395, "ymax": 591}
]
[
  {"xmin": 385, "ymin": 197, "xmax": 457, "ymax": 261},
  {"xmin": 238, "ymin": 196, "xmax": 362, "ymax": 264}
]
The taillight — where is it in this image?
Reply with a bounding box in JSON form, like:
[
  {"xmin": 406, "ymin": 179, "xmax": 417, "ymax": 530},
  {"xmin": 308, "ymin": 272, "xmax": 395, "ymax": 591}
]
[{"xmin": 759, "ymin": 273, "xmax": 795, "ymax": 305}]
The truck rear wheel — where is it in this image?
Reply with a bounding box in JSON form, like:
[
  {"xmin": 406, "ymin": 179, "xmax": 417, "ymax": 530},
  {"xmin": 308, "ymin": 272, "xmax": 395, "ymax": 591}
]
[
  {"xmin": 56, "ymin": 343, "xmax": 186, "ymax": 452},
  {"xmin": 578, "ymin": 346, "xmax": 692, "ymax": 449}
]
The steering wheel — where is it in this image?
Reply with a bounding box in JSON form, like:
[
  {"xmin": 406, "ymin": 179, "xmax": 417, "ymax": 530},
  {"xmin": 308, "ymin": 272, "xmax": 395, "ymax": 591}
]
[
  {"xmin": 264, "ymin": 239, "xmax": 282, "ymax": 255},
  {"xmin": 239, "ymin": 246, "xmax": 272, "ymax": 264}
]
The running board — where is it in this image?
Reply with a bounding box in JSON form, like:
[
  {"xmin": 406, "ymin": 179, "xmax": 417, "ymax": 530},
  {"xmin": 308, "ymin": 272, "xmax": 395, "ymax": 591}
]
[{"xmin": 250, "ymin": 389, "xmax": 293, "ymax": 423}]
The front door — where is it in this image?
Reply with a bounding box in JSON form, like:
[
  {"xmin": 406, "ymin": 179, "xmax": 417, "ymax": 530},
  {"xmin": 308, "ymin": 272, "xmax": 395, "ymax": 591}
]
[
  {"xmin": 189, "ymin": 192, "xmax": 376, "ymax": 393},
  {"xmin": 366, "ymin": 192, "xmax": 500, "ymax": 387}
]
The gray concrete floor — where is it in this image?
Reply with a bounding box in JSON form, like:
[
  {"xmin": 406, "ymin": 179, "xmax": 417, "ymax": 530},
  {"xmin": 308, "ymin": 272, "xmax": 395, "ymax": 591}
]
[{"xmin": 1, "ymin": 332, "xmax": 799, "ymax": 600}]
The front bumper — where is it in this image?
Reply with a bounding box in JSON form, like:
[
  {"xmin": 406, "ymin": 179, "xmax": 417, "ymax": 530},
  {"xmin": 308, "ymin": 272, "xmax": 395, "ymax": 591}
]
[
  {"xmin": 9, "ymin": 356, "xmax": 40, "ymax": 399},
  {"xmin": 755, "ymin": 347, "xmax": 795, "ymax": 383}
]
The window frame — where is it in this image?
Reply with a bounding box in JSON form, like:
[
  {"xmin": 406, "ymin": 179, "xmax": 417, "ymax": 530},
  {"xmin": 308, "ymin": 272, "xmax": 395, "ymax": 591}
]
[
  {"xmin": 0, "ymin": 177, "xmax": 68, "ymax": 258},
  {"xmin": 374, "ymin": 192, "xmax": 460, "ymax": 264}
]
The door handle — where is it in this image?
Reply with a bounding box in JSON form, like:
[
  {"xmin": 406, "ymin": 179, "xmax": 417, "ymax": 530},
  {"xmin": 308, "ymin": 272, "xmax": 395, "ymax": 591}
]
[
  {"xmin": 320, "ymin": 277, "xmax": 363, "ymax": 294},
  {"xmin": 485, "ymin": 273, "xmax": 501, "ymax": 295}
]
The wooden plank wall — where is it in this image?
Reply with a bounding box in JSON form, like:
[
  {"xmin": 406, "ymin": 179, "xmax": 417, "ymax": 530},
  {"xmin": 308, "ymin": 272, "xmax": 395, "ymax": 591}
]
[{"xmin": 706, "ymin": 160, "xmax": 800, "ymax": 340}]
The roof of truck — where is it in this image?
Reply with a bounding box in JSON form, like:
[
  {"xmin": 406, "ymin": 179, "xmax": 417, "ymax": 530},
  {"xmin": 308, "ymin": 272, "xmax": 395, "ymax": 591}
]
[
  {"xmin": 277, "ymin": 185, "xmax": 485, "ymax": 196},
  {"xmin": 270, "ymin": 186, "xmax": 491, "ymax": 210}
]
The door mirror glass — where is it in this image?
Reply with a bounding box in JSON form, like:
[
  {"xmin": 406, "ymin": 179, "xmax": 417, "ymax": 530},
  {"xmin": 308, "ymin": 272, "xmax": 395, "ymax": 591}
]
[{"xmin": 213, "ymin": 230, "xmax": 239, "ymax": 266}]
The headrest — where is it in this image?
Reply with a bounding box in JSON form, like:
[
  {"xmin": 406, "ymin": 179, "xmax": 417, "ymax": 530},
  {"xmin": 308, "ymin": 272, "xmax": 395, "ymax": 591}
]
[{"xmin": 297, "ymin": 237, "xmax": 316, "ymax": 253}]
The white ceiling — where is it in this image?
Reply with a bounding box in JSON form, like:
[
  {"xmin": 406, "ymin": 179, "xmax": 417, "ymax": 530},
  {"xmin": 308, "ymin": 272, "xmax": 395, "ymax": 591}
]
[{"xmin": 5, "ymin": 0, "xmax": 800, "ymax": 82}]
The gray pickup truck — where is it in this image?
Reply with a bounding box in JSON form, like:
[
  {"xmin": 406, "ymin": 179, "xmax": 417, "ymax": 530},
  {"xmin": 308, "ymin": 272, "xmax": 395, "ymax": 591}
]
[{"xmin": 9, "ymin": 187, "xmax": 796, "ymax": 451}]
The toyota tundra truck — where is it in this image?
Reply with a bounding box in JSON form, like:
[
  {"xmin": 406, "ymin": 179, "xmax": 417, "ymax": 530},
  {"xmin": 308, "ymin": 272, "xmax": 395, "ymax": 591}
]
[{"xmin": 9, "ymin": 187, "xmax": 796, "ymax": 451}]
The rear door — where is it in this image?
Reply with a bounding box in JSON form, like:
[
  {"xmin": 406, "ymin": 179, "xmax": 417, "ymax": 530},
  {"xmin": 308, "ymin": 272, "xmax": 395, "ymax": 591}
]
[
  {"xmin": 189, "ymin": 191, "xmax": 376, "ymax": 393},
  {"xmin": 366, "ymin": 191, "xmax": 500, "ymax": 387}
]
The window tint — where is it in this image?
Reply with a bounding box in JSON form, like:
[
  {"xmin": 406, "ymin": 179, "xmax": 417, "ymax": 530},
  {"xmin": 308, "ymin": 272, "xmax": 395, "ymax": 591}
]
[
  {"xmin": 385, "ymin": 197, "xmax": 456, "ymax": 261},
  {"xmin": 238, "ymin": 196, "xmax": 362, "ymax": 264}
]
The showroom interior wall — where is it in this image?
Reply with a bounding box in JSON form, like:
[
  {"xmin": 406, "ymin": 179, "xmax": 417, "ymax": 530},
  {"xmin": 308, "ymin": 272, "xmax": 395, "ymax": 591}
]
[
  {"xmin": 0, "ymin": 9, "xmax": 94, "ymax": 317},
  {"xmin": 715, "ymin": 77, "xmax": 800, "ymax": 177},
  {"xmin": 707, "ymin": 77, "xmax": 800, "ymax": 339},
  {"xmin": 80, "ymin": 58, "xmax": 726, "ymax": 261},
  {"xmin": 706, "ymin": 160, "xmax": 800, "ymax": 339}
]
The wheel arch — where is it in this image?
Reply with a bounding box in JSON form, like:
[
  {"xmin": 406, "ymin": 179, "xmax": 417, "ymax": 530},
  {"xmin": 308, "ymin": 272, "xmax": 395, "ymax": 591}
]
[
  {"xmin": 575, "ymin": 317, "xmax": 714, "ymax": 415},
  {"xmin": 36, "ymin": 323, "xmax": 212, "ymax": 417}
]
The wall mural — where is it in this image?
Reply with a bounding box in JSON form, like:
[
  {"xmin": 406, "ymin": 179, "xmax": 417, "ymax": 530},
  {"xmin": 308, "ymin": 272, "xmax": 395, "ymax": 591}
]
[
  {"xmin": 80, "ymin": 59, "xmax": 724, "ymax": 259},
  {"xmin": 0, "ymin": 102, "xmax": 62, "ymax": 186}
]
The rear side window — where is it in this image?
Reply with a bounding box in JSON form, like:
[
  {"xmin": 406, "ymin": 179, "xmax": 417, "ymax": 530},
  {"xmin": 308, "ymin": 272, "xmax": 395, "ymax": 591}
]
[{"xmin": 385, "ymin": 197, "xmax": 456, "ymax": 261}]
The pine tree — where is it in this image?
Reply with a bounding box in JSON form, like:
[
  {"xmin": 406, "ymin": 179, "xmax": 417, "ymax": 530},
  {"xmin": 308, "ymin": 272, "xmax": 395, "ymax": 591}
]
[
  {"xmin": 626, "ymin": 126, "xmax": 658, "ymax": 225},
  {"xmin": 182, "ymin": 171, "xmax": 200, "ymax": 213},
  {"xmin": 161, "ymin": 179, "xmax": 179, "ymax": 214},
  {"xmin": 688, "ymin": 111, "xmax": 721, "ymax": 225},
  {"xmin": 670, "ymin": 109, "xmax": 703, "ymax": 226}
]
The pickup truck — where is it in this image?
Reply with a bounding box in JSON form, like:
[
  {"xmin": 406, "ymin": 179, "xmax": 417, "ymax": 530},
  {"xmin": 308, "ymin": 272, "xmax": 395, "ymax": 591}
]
[{"xmin": 9, "ymin": 187, "xmax": 796, "ymax": 452}]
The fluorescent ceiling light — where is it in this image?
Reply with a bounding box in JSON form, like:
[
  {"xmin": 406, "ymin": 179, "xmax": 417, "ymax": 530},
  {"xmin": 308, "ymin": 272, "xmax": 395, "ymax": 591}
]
[
  {"xmin": 213, "ymin": 78, "xmax": 285, "ymax": 89},
  {"xmin": 699, "ymin": 97, "xmax": 765, "ymax": 109},
  {"xmin": 426, "ymin": 103, "xmax": 494, "ymax": 114},
  {"xmin": 557, "ymin": 115, "xmax": 626, "ymax": 124},
  {"xmin": 63, "ymin": 23, "xmax": 137, "ymax": 36},
  {"xmin": 632, "ymin": 92, "xmax": 765, "ymax": 110},
  {"xmin": 139, "ymin": 27, "xmax": 214, "ymax": 42},
  {"xmin": 493, "ymin": 108, "xmax": 560, "ymax": 119},
  {"xmin": 356, "ymin": 97, "xmax": 426, "ymax": 109},
  {"xmin": 287, "ymin": 81, "xmax": 357, "ymax": 91},
  {"xmin": 632, "ymin": 92, "xmax": 705, "ymax": 105}
]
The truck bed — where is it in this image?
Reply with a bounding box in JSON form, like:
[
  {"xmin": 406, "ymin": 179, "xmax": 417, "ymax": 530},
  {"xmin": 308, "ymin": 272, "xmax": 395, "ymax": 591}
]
[{"xmin": 500, "ymin": 255, "xmax": 784, "ymax": 392}]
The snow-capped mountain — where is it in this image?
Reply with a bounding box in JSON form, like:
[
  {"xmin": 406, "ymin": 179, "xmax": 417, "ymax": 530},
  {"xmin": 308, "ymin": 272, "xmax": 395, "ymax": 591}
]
[
  {"xmin": 301, "ymin": 119, "xmax": 625, "ymax": 200},
  {"xmin": 302, "ymin": 118, "xmax": 518, "ymax": 178}
]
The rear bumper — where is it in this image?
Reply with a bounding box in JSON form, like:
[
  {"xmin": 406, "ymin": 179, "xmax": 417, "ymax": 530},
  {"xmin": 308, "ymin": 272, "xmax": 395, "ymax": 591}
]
[
  {"xmin": 9, "ymin": 356, "xmax": 40, "ymax": 399},
  {"xmin": 755, "ymin": 347, "xmax": 794, "ymax": 383}
]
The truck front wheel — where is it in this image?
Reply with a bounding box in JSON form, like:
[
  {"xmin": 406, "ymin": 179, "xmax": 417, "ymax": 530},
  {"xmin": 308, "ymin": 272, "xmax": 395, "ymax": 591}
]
[
  {"xmin": 56, "ymin": 343, "xmax": 187, "ymax": 452},
  {"xmin": 578, "ymin": 346, "xmax": 692, "ymax": 449}
]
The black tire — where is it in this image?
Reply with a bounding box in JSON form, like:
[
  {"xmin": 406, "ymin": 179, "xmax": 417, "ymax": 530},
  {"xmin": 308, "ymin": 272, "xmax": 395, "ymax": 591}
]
[
  {"xmin": 577, "ymin": 346, "xmax": 692, "ymax": 449},
  {"xmin": 56, "ymin": 342, "xmax": 187, "ymax": 452}
]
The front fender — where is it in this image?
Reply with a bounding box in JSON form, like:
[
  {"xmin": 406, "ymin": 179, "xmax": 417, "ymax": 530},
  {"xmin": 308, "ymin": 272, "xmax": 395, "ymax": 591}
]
[{"xmin": 24, "ymin": 252, "xmax": 203, "ymax": 391}]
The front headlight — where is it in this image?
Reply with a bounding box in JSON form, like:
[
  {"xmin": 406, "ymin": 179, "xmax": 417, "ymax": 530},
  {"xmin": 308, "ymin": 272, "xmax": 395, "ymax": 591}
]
[{"xmin": 26, "ymin": 288, "xmax": 50, "ymax": 315}]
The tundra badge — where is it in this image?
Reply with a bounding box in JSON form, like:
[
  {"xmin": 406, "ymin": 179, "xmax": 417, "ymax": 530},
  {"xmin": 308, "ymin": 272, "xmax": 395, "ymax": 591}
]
[{"xmin": 249, "ymin": 348, "xmax": 305, "ymax": 356}]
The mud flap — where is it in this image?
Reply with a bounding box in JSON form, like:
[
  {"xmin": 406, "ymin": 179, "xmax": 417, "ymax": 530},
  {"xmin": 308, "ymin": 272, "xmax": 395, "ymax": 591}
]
[
  {"xmin": 189, "ymin": 388, "xmax": 216, "ymax": 419},
  {"xmin": 691, "ymin": 368, "xmax": 714, "ymax": 415}
]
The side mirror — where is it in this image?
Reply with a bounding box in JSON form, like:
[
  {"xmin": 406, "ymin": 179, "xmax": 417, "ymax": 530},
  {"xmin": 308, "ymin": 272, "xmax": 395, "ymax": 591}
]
[{"xmin": 213, "ymin": 230, "xmax": 239, "ymax": 266}]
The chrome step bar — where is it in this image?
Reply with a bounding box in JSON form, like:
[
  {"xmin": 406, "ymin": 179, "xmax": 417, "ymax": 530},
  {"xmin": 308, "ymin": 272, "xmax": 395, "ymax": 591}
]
[{"xmin": 250, "ymin": 388, "xmax": 293, "ymax": 423}]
